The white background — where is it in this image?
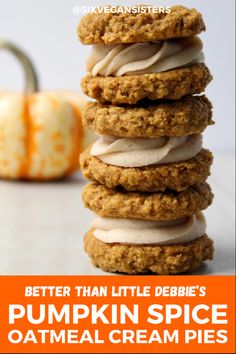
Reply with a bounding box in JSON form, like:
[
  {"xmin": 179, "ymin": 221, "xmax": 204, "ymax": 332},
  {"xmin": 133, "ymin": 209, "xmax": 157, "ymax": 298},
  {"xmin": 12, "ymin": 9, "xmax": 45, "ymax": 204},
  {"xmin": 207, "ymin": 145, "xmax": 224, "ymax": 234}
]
[
  {"xmin": 0, "ymin": 0, "xmax": 235, "ymax": 153},
  {"xmin": 0, "ymin": 0, "xmax": 235, "ymax": 275}
]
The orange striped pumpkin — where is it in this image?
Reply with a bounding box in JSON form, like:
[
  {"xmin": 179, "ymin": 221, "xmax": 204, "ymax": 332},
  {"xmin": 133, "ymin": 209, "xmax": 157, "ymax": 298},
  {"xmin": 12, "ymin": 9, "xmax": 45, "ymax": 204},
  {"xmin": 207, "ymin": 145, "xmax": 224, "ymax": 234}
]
[{"xmin": 0, "ymin": 41, "xmax": 89, "ymax": 180}]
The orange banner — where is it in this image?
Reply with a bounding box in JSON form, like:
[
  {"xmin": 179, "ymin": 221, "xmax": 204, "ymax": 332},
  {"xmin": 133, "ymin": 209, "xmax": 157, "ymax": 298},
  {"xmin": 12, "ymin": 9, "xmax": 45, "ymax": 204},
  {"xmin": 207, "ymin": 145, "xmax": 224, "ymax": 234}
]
[{"xmin": 0, "ymin": 276, "xmax": 235, "ymax": 353}]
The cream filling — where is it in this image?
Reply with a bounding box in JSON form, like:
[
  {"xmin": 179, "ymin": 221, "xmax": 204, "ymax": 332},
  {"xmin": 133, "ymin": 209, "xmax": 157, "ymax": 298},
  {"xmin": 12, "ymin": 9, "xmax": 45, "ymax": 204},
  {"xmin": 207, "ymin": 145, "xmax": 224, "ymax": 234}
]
[
  {"xmin": 92, "ymin": 212, "xmax": 206, "ymax": 245},
  {"xmin": 87, "ymin": 37, "xmax": 204, "ymax": 77},
  {"xmin": 90, "ymin": 134, "xmax": 202, "ymax": 167}
]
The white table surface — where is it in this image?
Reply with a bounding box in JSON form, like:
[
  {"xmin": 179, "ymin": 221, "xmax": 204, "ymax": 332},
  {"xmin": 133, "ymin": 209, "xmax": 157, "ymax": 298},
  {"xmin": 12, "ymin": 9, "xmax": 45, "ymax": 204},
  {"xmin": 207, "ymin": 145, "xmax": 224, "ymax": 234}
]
[{"xmin": 0, "ymin": 154, "xmax": 235, "ymax": 275}]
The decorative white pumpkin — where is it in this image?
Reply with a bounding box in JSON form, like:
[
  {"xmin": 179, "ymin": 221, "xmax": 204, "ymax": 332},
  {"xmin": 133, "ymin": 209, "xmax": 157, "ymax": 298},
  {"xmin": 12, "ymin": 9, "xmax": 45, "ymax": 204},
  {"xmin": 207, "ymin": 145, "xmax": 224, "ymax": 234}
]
[{"xmin": 0, "ymin": 40, "xmax": 91, "ymax": 180}]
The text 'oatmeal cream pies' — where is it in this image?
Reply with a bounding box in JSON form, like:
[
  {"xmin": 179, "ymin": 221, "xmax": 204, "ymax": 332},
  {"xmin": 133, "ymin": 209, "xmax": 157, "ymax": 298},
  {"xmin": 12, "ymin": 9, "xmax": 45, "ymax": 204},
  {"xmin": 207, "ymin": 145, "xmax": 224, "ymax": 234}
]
[{"xmin": 78, "ymin": 4, "xmax": 215, "ymax": 274}]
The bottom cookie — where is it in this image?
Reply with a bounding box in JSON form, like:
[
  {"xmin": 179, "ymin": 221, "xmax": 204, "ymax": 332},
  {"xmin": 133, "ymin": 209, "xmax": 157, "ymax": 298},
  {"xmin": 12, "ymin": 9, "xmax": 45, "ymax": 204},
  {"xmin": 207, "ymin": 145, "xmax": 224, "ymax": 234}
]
[{"xmin": 84, "ymin": 230, "xmax": 214, "ymax": 275}]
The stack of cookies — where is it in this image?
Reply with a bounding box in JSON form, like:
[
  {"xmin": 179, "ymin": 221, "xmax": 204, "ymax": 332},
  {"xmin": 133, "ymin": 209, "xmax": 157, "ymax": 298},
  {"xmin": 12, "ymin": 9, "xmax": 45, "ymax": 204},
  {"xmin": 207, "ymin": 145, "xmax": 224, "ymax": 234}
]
[{"xmin": 78, "ymin": 5, "xmax": 214, "ymax": 274}]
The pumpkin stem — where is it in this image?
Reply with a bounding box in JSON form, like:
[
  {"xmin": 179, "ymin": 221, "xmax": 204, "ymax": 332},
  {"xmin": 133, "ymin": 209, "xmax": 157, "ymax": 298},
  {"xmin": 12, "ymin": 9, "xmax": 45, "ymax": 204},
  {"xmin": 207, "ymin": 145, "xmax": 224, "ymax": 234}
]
[{"xmin": 0, "ymin": 39, "xmax": 39, "ymax": 93}]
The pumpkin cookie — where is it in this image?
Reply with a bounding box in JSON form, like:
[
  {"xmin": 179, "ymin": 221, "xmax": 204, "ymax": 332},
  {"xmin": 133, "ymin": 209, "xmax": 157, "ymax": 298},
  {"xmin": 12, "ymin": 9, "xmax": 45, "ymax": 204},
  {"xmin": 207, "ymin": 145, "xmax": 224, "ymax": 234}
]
[
  {"xmin": 83, "ymin": 95, "xmax": 213, "ymax": 138},
  {"xmin": 81, "ymin": 64, "xmax": 212, "ymax": 104},
  {"xmin": 84, "ymin": 231, "xmax": 214, "ymax": 274},
  {"xmin": 78, "ymin": 5, "xmax": 205, "ymax": 45},
  {"xmin": 80, "ymin": 148, "xmax": 213, "ymax": 192},
  {"xmin": 82, "ymin": 182, "xmax": 213, "ymax": 221}
]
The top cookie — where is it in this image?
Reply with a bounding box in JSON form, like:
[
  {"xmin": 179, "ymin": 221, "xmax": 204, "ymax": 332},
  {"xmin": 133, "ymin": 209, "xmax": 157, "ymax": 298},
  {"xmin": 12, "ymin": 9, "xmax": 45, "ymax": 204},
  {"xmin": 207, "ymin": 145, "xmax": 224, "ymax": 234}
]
[{"xmin": 78, "ymin": 5, "xmax": 205, "ymax": 45}]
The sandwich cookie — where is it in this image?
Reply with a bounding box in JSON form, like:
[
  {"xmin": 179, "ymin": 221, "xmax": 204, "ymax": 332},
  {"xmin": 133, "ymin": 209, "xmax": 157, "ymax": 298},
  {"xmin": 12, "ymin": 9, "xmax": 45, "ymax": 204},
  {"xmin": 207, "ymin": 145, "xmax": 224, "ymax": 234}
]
[
  {"xmin": 80, "ymin": 32, "xmax": 212, "ymax": 104},
  {"xmin": 84, "ymin": 211, "xmax": 214, "ymax": 274},
  {"xmin": 80, "ymin": 142, "xmax": 213, "ymax": 192}
]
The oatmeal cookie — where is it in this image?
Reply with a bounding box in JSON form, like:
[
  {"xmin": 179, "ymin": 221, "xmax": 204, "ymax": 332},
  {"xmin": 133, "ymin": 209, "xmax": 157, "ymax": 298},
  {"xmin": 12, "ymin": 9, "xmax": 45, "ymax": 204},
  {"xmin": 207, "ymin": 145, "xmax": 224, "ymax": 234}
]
[
  {"xmin": 83, "ymin": 95, "xmax": 213, "ymax": 137},
  {"xmin": 78, "ymin": 5, "xmax": 205, "ymax": 45},
  {"xmin": 82, "ymin": 182, "xmax": 213, "ymax": 220},
  {"xmin": 81, "ymin": 64, "xmax": 212, "ymax": 104},
  {"xmin": 84, "ymin": 232, "xmax": 214, "ymax": 274},
  {"xmin": 80, "ymin": 148, "xmax": 213, "ymax": 192}
]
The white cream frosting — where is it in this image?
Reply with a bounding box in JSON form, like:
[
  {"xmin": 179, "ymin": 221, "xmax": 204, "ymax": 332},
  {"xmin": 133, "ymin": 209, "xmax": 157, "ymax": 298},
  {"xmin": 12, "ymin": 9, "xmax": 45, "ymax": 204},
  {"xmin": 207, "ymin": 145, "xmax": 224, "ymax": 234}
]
[
  {"xmin": 91, "ymin": 212, "xmax": 206, "ymax": 245},
  {"xmin": 91, "ymin": 134, "xmax": 202, "ymax": 167},
  {"xmin": 87, "ymin": 37, "xmax": 204, "ymax": 77}
]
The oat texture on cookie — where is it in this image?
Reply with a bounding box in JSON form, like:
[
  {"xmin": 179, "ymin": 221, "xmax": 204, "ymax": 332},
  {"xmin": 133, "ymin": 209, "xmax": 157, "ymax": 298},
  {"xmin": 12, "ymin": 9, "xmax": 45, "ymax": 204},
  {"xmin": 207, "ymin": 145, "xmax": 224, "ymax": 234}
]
[{"xmin": 78, "ymin": 4, "xmax": 215, "ymax": 274}]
